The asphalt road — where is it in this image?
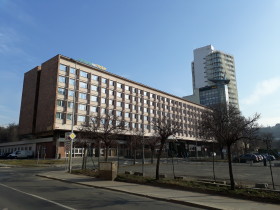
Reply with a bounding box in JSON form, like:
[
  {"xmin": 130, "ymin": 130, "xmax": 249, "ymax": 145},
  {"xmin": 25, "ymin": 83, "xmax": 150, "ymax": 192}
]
[{"xmin": 0, "ymin": 167, "xmax": 199, "ymax": 210}]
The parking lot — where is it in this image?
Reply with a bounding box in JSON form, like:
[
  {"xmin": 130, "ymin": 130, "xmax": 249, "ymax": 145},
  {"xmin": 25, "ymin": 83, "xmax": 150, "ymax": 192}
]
[{"xmin": 117, "ymin": 159, "xmax": 280, "ymax": 189}]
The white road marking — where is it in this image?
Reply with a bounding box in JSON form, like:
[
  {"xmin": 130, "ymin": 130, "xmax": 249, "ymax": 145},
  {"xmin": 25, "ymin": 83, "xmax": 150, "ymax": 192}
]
[{"xmin": 0, "ymin": 183, "xmax": 76, "ymax": 210}]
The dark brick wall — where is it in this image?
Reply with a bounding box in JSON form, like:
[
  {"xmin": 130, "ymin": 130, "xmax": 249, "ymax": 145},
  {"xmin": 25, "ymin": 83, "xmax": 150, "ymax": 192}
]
[
  {"xmin": 18, "ymin": 66, "xmax": 41, "ymax": 135},
  {"xmin": 35, "ymin": 55, "xmax": 60, "ymax": 134}
]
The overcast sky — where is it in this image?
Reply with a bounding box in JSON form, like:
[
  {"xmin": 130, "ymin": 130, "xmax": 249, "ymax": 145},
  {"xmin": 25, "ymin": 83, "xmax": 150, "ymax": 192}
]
[{"xmin": 0, "ymin": 0, "xmax": 279, "ymax": 127}]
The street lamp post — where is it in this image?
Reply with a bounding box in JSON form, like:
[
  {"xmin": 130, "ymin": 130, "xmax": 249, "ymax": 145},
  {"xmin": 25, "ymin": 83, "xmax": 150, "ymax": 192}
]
[
  {"xmin": 68, "ymin": 60, "xmax": 77, "ymax": 173},
  {"xmin": 141, "ymin": 94, "xmax": 145, "ymax": 175}
]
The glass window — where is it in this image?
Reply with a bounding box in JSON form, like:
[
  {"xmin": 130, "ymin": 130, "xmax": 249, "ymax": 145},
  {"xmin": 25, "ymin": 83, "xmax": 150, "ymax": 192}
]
[
  {"xmin": 109, "ymin": 90, "xmax": 114, "ymax": 95},
  {"xmin": 68, "ymin": 102, "xmax": 74, "ymax": 108},
  {"xmin": 102, "ymin": 78, "xmax": 107, "ymax": 84},
  {"xmin": 101, "ymin": 98, "xmax": 106, "ymax": 104},
  {"xmin": 80, "ymin": 71, "xmax": 88, "ymax": 78},
  {"xmin": 56, "ymin": 112, "xmax": 64, "ymax": 119},
  {"xmin": 101, "ymin": 108, "xmax": 106, "ymax": 114},
  {"xmin": 125, "ymin": 94, "xmax": 130, "ymax": 100},
  {"xmin": 117, "ymin": 83, "xmax": 122, "ymax": 88},
  {"xmin": 80, "ymin": 82, "xmax": 87, "ymax": 89},
  {"xmin": 125, "ymin": 103, "xmax": 130, "ymax": 109},
  {"xmin": 70, "ymin": 67, "xmax": 76, "ymax": 74},
  {"xmin": 59, "ymin": 64, "xmax": 67, "ymax": 72},
  {"xmin": 125, "ymin": 85, "xmax": 130, "ymax": 91},
  {"xmin": 101, "ymin": 88, "xmax": 106, "ymax": 94},
  {"xmin": 78, "ymin": 104, "xmax": 87, "ymax": 111},
  {"xmin": 144, "ymin": 91, "xmax": 148, "ymax": 96},
  {"xmin": 91, "ymin": 95, "xmax": 98, "ymax": 102},
  {"xmin": 92, "ymin": 75, "xmax": 98, "ymax": 81},
  {"xmin": 125, "ymin": 113, "xmax": 130, "ymax": 118},
  {"xmin": 109, "ymin": 99, "xmax": 114, "ymax": 105},
  {"xmin": 79, "ymin": 93, "xmax": 87, "ymax": 99},
  {"xmin": 77, "ymin": 115, "xmax": 86, "ymax": 122},
  {"xmin": 117, "ymin": 92, "xmax": 122, "ymax": 98},
  {"xmin": 90, "ymin": 106, "xmax": 98, "ymax": 112},
  {"xmin": 69, "ymin": 78, "xmax": 75, "ymax": 86},
  {"xmin": 109, "ymin": 80, "xmax": 114, "ymax": 86},
  {"xmin": 116, "ymin": 101, "xmax": 122, "ymax": 107},
  {"xmin": 116, "ymin": 111, "xmax": 122, "ymax": 116},
  {"xmin": 68, "ymin": 90, "xmax": 74, "ymax": 97},
  {"xmin": 66, "ymin": 114, "xmax": 72, "ymax": 120},
  {"xmin": 91, "ymin": 85, "xmax": 98, "ymax": 91},
  {"xmin": 58, "ymin": 88, "xmax": 66, "ymax": 95},
  {"xmin": 59, "ymin": 76, "xmax": 66, "ymax": 83},
  {"xmin": 57, "ymin": 100, "xmax": 65, "ymax": 107}
]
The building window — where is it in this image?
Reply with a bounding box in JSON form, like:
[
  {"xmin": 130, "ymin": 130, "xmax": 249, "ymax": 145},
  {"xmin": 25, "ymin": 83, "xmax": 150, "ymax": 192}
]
[
  {"xmin": 68, "ymin": 90, "xmax": 74, "ymax": 97},
  {"xmin": 116, "ymin": 101, "xmax": 122, "ymax": 107},
  {"xmin": 109, "ymin": 80, "xmax": 115, "ymax": 86},
  {"xmin": 116, "ymin": 111, "xmax": 122, "ymax": 117},
  {"xmin": 68, "ymin": 102, "xmax": 74, "ymax": 108},
  {"xmin": 91, "ymin": 85, "xmax": 98, "ymax": 91},
  {"xmin": 117, "ymin": 92, "xmax": 122, "ymax": 98},
  {"xmin": 59, "ymin": 64, "xmax": 67, "ymax": 72},
  {"xmin": 58, "ymin": 88, "xmax": 66, "ymax": 95},
  {"xmin": 77, "ymin": 115, "xmax": 86, "ymax": 122},
  {"xmin": 101, "ymin": 88, "xmax": 106, "ymax": 94},
  {"xmin": 90, "ymin": 106, "xmax": 98, "ymax": 113},
  {"xmin": 125, "ymin": 85, "xmax": 130, "ymax": 91},
  {"xmin": 102, "ymin": 78, "xmax": 107, "ymax": 84},
  {"xmin": 125, "ymin": 113, "xmax": 130, "ymax": 118},
  {"xmin": 78, "ymin": 104, "xmax": 87, "ymax": 111},
  {"xmin": 80, "ymin": 71, "xmax": 88, "ymax": 78},
  {"xmin": 117, "ymin": 83, "xmax": 122, "ymax": 89},
  {"xmin": 125, "ymin": 103, "xmax": 130, "ymax": 109},
  {"xmin": 66, "ymin": 114, "xmax": 72, "ymax": 120},
  {"xmin": 125, "ymin": 94, "xmax": 130, "ymax": 100},
  {"xmin": 79, "ymin": 82, "xmax": 88, "ymax": 89},
  {"xmin": 70, "ymin": 67, "xmax": 76, "ymax": 74},
  {"xmin": 69, "ymin": 78, "xmax": 75, "ymax": 86},
  {"xmin": 109, "ymin": 99, "xmax": 114, "ymax": 105},
  {"xmin": 91, "ymin": 95, "xmax": 98, "ymax": 102},
  {"xmin": 59, "ymin": 76, "xmax": 66, "ymax": 83},
  {"xmin": 56, "ymin": 112, "xmax": 64, "ymax": 119},
  {"xmin": 101, "ymin": 108, "xmax": 106, "ymax": 114},
  {"xmin": 101, "ymin": 98, "xmax": 106, "ymax": 104},
  {"xmin": 57, "ymin": 100, "xmax": 65, "ymax": 107},
  {"xmin": 79, "ymin": 93, "xmax": 87, "ymax": 100},
  {"xmin": 92, "ymin": 75, "xmax": 99, "ymax": 81},
  {"xmin": 109, "ymin": 90, "xmax": 114, "ymax": 96}
]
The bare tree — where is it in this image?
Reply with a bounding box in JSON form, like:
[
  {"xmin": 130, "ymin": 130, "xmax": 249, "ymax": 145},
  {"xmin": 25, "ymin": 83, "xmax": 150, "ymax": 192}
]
[
  {"xmin": 152, "ymin": 116, "xmax": 182, "ymax": 180},
  {"xmin": 198, "ymin": 103, "xmax": 260, "ymax": 190},
  {"xmin": 129, "ymin": 130, "xmax": 144, "ymax": 165},
  {"xmin": 146, "ymin": 136, "xmax": 160, "ymax": 164},
  {"xmin": 79, "ymin": 113, "xmax": 126, "ymax": 162}
]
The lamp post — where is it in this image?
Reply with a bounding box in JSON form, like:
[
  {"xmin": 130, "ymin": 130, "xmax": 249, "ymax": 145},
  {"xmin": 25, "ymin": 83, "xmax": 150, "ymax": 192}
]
[
  {"xmin": 68, "ymin": 59, "xmax": 77, "ymax": 173},
  {"xmin": 141, "ymin": 94, "xmax": 145, "ymax": 175}
]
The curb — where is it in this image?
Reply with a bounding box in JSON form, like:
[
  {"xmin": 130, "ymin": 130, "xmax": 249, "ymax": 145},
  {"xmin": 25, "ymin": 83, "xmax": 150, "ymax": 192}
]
[{"xmin": 37, "ymin": 174, "xmax": 221, "ymax": 210}]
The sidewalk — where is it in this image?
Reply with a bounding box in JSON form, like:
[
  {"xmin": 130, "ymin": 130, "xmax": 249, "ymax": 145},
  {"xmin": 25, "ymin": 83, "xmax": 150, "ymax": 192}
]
[{"xmin": 37, "ymin": 171, "xmax": 279, "ymax": 210}]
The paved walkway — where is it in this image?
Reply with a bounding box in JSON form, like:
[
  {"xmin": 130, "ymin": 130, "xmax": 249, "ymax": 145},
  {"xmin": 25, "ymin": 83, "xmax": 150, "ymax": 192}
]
[{"xmin": 37, "ymin": 171, "xmax": 280, "ymax": 210}]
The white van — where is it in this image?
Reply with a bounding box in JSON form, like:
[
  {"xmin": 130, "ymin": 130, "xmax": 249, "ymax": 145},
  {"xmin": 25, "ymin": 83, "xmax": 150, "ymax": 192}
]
[{"xmin": 8, "ymin": 150, "xmax": 33, "ymax": 159}]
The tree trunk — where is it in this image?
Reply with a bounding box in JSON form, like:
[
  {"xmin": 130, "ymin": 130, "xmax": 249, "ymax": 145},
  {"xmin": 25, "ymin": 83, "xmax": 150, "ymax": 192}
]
[
  {"xmin": 220, "ymin": 145, "xmax": 224, "ymax": 159},
  {"xmin": 133, "ymin": 149, "xmax": 136, "ymax": 165},
  {"xmin": 105, "ymin": 146, "xmax": 109, "ymax": 162},
  {"xmin": 156, "ymin": 140, "xmax": 164, "ymax": 180},
  {"xmin": 82, "ymin": 146, "xmax": 88, "ymax": 170},
  {"xmin": 151, "ymin": 148, "xmax": 154, "ymax": 164},
  {"xmin": 227, "ymin": 144, "xmax": 235, "ymax": 190}
]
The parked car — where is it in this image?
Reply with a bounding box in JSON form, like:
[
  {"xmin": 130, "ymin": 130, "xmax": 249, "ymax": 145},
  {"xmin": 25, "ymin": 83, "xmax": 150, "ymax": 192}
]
[
  {"xmin": 0, "ymin": 152, "xmax": 11, "ymax": 159},
  {"xmin": 234, "ymin": 154, "xmax": 258, "ymax": 163},
  {"xmin": 7, "ymin": 150, "xmax": 33, "ymax": 159},
  {"xmin": 261, "ymin": 154, "xmax": 276, "ymax": 161}
]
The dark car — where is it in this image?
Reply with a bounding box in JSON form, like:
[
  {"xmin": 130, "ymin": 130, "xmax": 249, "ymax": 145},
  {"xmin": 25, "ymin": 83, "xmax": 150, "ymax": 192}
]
[
  {"xmin": 0, "ymin": 152, "xmax": 11, "ymax": 159},
  {"xmin": 234, "ymin": 154, "xmax": 258, "ymax": 163}
]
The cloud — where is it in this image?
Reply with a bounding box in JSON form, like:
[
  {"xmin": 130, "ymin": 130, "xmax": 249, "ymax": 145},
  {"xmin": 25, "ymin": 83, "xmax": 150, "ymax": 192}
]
[{"xmin": 242, "ymin": 77, "xmax": 280, "ymax": 105}]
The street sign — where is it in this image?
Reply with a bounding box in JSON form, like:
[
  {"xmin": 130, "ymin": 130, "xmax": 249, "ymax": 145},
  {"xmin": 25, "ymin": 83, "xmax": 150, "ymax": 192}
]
[{"xmin": 69, "ymin": 132, "xmax": 76, "ymax": 140}]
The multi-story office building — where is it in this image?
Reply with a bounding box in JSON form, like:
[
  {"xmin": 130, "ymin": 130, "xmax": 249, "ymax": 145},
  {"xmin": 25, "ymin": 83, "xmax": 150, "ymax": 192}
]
[
  {"xmin": 185, "ymin": 45, "xmax": 239, "ymax": 108},
  {"xmin": 17, "ymin": 55, "xmax": 208, "ymax": 158}
]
